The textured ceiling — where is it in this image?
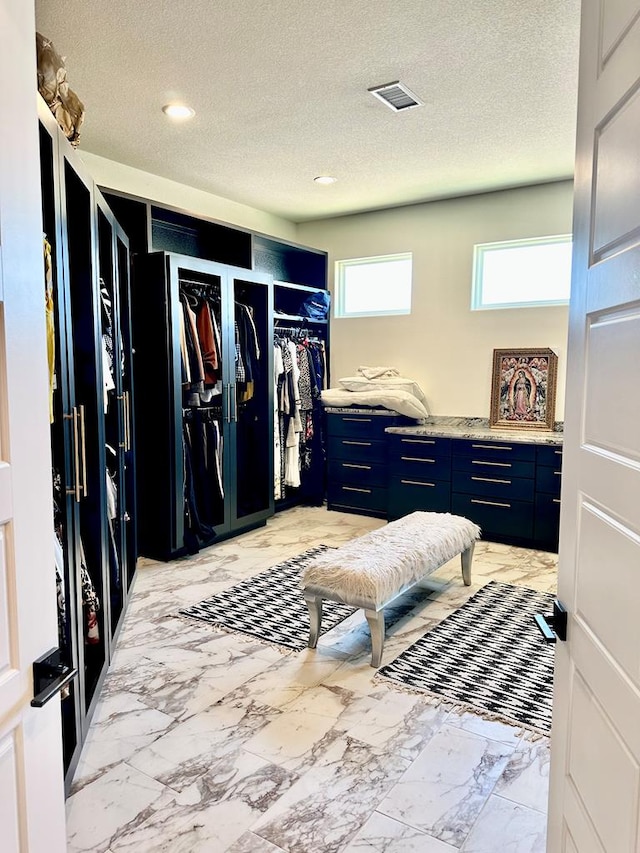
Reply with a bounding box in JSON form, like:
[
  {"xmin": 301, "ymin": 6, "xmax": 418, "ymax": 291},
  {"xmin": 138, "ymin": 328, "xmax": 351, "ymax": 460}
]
[{"xmin": 35, "ymin": 0, "xmax": 581, "ymax": 223}]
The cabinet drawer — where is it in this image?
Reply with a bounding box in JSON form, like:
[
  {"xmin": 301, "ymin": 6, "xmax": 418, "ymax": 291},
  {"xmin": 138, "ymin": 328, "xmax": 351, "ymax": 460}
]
[
  {"xmin": 327, "ymin": 482, "xmax": 387, "ymax": 513},
  {"xmin": 534, "ymin": 493, "xmax": 561, "ymax": 550},
  {"xmin": 452, "ymin": 455, "xmax": 535, "ymax": 479},
  {"xmin": 327, "ymin": 413, "xmax": 394, "ymax": 439},
  {"xmin": 389, "ymin": 435, "xmax": 452, "ymax": 458},
  {"xmin": 453, "ymin": 438, "xmax": 535, "ymax": 463},
  {"xmin": 328, "ymin": 459, "xmax": 387, "ymax": 488},
  {"xmin": 389, "ymin": 478, "xmax": 451, "ymax": 518},
  {"xmin": 328, "ymin": 435, "xmax": 387, "ymax": 464},
  {"xmin": 536, "ymin": 445, "xmax": 563, "ymax": 469},
  {"xmin": 389, "ymin": 454, "xmax": 451, "ymax": 481},
  {"xmin": 536, "ymin": 465, "xmax": 562, "ymax": 496},
  {"xmin": 452, "ymin": 492, "xmax": 533, "ymax": 539},
  {"xmin": 452, "ymin": 470, "xmax": 534, "ymax": 502}
]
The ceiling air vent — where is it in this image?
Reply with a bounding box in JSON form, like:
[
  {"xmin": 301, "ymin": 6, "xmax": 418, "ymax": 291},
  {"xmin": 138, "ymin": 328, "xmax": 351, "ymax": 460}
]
[{"xmin": 368, "ymin": 81, "xmax": 423, "ymax": 112}]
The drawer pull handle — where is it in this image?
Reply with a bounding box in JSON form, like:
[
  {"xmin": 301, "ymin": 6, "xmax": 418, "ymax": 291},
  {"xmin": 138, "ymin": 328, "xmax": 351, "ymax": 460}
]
[
  {"xmin": 401, "ymin": 438, "xmax": 436, "ymax": 445},
  {"xmin": 470, "ymin": 498, "xmax": 511, "ymax": 508},
  {"xmin": 554, "ymin": 471, "xmax": 561, "ymax": 476},
  {"xmin": 401, "ymin": 456, "xmax": 435, "ymax": 463},
  {"xmin": 471, "ymin": 460, "xmax": 512, "ymax": 468},
  {"xmin": 343, "ymin": 440, "xmax": 372, "ymax": 446},
  {"xmin": 342, "ymin": 463, "xmax": 371, "ymax": 470},
  {"xmin": 553, "ymin": 498, "xmax": 561, "ymax": 504},
  {"xmin": 554, "ymin": 450, "xmax": 563, "ymax": 455},
  {"xmin": 471, "ymin": 476, "xmax": 511, "ymax": 485},
  {"xmin": 401, "ymin": 479, "xmax": 435, "ymax": 487},
  {"xmin": 343, "ymin": 417, "xmax": 372, "ymax": 422},
  {"xmin": 471, "ymin": 444, "xmax": 513, "ymax": 451},
  {"xmin": 342, "ymin": 486, "xmax": 372, "ymax": 494}
]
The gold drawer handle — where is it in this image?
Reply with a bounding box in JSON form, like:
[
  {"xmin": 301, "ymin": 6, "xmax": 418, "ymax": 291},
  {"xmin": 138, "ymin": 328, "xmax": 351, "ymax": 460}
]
[
  {"xmin": 401, "ymin": 480, "xmax": 435, "ymax": 487},
  {"xmin": 470, "ymin": 498, "xmax": 511, "ymax": 508},
  {"xmin": 343, "ymin": 417, "xmax": 372, "ymax": 422},
  {"xmin": 553, "ymin": 498, "xmax": 561, "ymax": 504},
  {"xmin": 401, "ymin": 456, "xmax": 435, "ymax": 463},
  {"xmin": 342, "ymin": 486, "xmax": 372, "ymax": 494},
  {"xmin": 471, "ymin": 476, "xmax": 511, "ymax": 484},
  {"xmin": 471, "ymin": 444, "xmax": 513, "ymax": 451},
  {"xmin": 471, "ymin": 460, "xmax": 512, "ymax": 468},
  {"xmin": 342, "ymin": 463, "xmax": 371, "ymax": 470},
  {"xmin": 343, "ymin": 440, "xmax": 372, "ymax": 446},
  {"xmin": 401, "ymin": 438, "xmax": 435, "ymax": 444}
]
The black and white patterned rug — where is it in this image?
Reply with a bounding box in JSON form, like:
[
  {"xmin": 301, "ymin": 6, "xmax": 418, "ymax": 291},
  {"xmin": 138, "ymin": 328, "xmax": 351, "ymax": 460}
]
[
  {"xmin": 378, "ymin": 581, "xmax": 555, "ymax": 735},
  {"xmin": 180, "ymin": 546, "xmax": 356, "ymax": 651}
]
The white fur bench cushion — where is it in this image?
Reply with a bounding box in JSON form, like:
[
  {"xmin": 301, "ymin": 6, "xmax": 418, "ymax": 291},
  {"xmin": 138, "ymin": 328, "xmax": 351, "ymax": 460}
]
[{"xmin": 301, "ymin": 512, "xmax": 480, "ymax": 609}]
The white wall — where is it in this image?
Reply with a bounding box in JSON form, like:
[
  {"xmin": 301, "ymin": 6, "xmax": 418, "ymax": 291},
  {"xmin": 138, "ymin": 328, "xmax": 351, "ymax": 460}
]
[
  {"xmin": 298, "ymin": 181, "xmax": 572, "ymax": 420},
  {"xmin": 79, "ymin": 151, "xmax": 297, "ymax": 242}
]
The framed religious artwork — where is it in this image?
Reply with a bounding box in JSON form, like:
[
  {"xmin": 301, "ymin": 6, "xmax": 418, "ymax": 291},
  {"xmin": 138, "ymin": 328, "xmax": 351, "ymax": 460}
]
[{"xmin": 489, "ymin": 348, "xmax": 558, "ymax": 431}]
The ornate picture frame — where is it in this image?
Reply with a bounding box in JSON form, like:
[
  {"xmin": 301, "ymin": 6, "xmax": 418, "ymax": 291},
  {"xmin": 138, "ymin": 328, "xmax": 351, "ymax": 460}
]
[{"xmin": 490, "ymin": 348, "xmax": 558, "ymax": 431}]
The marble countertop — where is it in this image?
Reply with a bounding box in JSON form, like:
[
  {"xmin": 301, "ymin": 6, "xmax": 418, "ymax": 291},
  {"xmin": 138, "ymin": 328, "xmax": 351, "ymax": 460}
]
[{"xmin": 386, "ymin": 416, "xmax": 563, "ymax": 445}]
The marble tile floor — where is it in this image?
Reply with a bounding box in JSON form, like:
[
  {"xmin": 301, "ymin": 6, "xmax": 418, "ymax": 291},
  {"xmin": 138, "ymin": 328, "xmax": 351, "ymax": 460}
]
[{"xmin": 66, "ymin": 506, "xmax": 557, "ymax": 853}]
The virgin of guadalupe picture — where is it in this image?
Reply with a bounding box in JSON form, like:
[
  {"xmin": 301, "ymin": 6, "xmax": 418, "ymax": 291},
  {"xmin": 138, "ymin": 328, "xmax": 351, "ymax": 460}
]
[{"xmin": 490, "ymin": 348, "xmax": 558, "ymax": 431}]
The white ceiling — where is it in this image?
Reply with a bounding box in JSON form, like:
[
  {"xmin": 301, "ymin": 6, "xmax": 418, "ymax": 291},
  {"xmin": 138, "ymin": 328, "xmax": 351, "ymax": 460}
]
[{"xmin": 35, "ymin": 0, "xmax": 581, "ymax": 223}]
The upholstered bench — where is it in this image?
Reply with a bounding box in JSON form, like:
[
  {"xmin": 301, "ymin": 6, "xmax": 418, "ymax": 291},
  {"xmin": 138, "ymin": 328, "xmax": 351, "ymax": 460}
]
[{"xmin": 300, "ymin": 511, "xmax": 480, "ymax": 667}]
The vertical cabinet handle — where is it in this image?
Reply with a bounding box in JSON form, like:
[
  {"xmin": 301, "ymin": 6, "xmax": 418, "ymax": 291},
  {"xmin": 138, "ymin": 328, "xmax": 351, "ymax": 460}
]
[
  {"xmin": 79, "ymin": 404, "xmax": 88, "ymax": 498},
  {"xmin": 124, "ymin": 391, "xmax": 131, "ymax": 451},
  {"xmin": 72, "ymin": 407, "xmax": 81, "ymax": 502},
  {"xmin": 233, "ymin": 384, "xmax": 238, "ymax": 422},
  {"xmin": 224, "ymin": 384, "xmax": 231, "ymax": 423}
]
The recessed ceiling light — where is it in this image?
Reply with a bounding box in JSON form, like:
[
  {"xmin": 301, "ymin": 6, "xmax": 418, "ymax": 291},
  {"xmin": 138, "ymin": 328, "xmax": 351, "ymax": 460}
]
[
  {"xmin": 162, "ymin": 103, "xmax": 195, "ymax": 120},
  {"xmin": 314, "ymin": 176, "xmax": 337, "ymax": 185}
]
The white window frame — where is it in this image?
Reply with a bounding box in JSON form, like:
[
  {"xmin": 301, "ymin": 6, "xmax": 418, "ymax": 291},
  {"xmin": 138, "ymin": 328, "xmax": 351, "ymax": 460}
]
[
  {"xmin": 471, "ymin": 234, "xmax": 572, "ymax": 310},
  {"xmin": 335, "ymin": 252, "xmax": 412, "ymax": 318}
]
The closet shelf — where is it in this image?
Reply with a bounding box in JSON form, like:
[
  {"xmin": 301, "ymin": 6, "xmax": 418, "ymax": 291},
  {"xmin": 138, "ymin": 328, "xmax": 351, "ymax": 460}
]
[
  {"xmin": 273, "ymin": 280, "xmax": 322, "ymax": 293},
  {"xmin": 274, "ymin": 313, "xmax": 328, "ymax": 324}
]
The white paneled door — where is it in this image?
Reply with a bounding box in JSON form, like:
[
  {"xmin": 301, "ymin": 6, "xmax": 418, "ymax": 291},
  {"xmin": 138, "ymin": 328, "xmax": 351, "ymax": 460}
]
[
  {"xmin": 547, "ymin": 0, "xmax": 640, "ymax": 851},
  {"xmin": 0, "ymin": 0, "xmax": 67, "ymax": 851}
]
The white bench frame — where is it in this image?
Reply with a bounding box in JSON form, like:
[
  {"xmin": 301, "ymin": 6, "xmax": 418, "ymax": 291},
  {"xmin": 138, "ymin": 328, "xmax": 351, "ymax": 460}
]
[{"xmin": 303, "ymin": 543, "xmax": 475, "ymax": 668}]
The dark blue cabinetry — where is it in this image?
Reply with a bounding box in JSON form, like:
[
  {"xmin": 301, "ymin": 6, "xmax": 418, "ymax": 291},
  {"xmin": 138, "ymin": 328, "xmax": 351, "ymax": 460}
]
[
  {"xmin": 386, "ymin": 432, "xmax": 562, "ymax": 551},
  {"xmin": 326, "ymin": 412, "xmax": 414, "ymax": 518}
]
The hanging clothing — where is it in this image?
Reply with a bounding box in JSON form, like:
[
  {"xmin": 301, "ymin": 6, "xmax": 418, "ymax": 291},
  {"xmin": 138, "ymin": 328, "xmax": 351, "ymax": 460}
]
[{"xmin": 44, "ymin": 237, "xmax": 56, "ymax": 423}]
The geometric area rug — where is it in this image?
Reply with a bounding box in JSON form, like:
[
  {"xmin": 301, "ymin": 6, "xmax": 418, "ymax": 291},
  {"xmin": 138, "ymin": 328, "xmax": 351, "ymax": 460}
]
[
  {"xmin": 179, "ymin": 545, "xmax": 356, "ymax": 652},
  {"xmin": 377, "ymin": 581, "xmax": 555, "ymax": 736}
]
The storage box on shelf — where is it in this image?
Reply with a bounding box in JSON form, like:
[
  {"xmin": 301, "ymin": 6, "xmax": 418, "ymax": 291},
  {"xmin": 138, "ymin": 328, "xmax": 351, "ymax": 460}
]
[
  {"xmin": 388, "ymin": 434, "xmax": 452, "ymax": 518},
  {"xmin": 534, "ymin": 444, "xmax": 563, "ymax": 550},
  {"xmin": 326, "ymin": 411, "xmax": 415, "ymax": 518}
]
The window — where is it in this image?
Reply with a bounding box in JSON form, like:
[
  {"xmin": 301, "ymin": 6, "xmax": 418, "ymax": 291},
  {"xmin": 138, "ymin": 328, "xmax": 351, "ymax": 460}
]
[
  {"xmin": 472, "ymin": 235, "xmax": 572, "ymax": 310},
  {"xmin": 335, "ymin": 253, "xmax": 412, "ymax": 318}
]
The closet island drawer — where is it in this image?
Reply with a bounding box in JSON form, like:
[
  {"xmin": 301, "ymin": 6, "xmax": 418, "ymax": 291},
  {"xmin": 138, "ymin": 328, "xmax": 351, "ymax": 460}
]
[
  {"xmin": 452, "ymin": 470, "xmax": 534, "ymax": 502},
  {"xmin": 389, "ymin": 478, "xmax": 450, "ymax": 517},
  {"xmin": 328, "ymin": 459, "xmax": 387, "ymax": 488},
  {"xmin": 328, "ymin": 436, "xmax": 387, "ymax": 464},
  {"xmin": 452, "ymin": 438, "xmax": 536, "ymax": 463},
  {"xmin": 536, "ymin": 465, "xmax": 562, "ymax": 496},
  {"xmin": 452, "ymin": 493, "xmax": 534, "ymax": 540},
  {"xmin": 536, "ymin": 445, "xmax": 563, "ymax": 469},
  {"xmin": 389, "ymin": 435, "xmax": 452, "ymax": 458},
  {"xmin": 327, "ymin": 482, "xmax": 387, "ymax": 515},
  {"xmin": 327, "ymin": 413, "xmax": 392, "ymax": 439}
]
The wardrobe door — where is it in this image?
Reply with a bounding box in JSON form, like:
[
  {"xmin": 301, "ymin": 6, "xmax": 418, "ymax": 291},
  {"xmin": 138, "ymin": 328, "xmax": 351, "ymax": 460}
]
[
  {"xmin": 175, "ymin": 259, "xmax": 231, "ymax": 549},
  {"xmin": 60, "ymin": 154, "xmax": 109, "ymax": 714},
  {"xmin": 96, "ymin": 201, "xmax": 126, "ymax": 637},
  {"xmin": 38, "ymin": 111, "xmax": 82, "ymax": 779},
  {"xmin": 116, "ymin": 230, "xmax": 136, "ymax": 592},
  {"xmin": 228, "ymin": 271, "xmax": 273, "ymax": 528}
]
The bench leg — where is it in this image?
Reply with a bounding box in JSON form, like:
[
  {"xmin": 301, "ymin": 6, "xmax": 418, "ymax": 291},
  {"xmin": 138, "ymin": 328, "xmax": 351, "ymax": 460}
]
[
  {"xmin": 461, "ymin": 543, "xmax": 475, "ymax": 586},
  {"xmin": 365, "ymin": 609, "xmax": 385, "ymax": 668},
  {"xmin": 304, "ymin": 593, "xmax": 323, "ymax": 649}
]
